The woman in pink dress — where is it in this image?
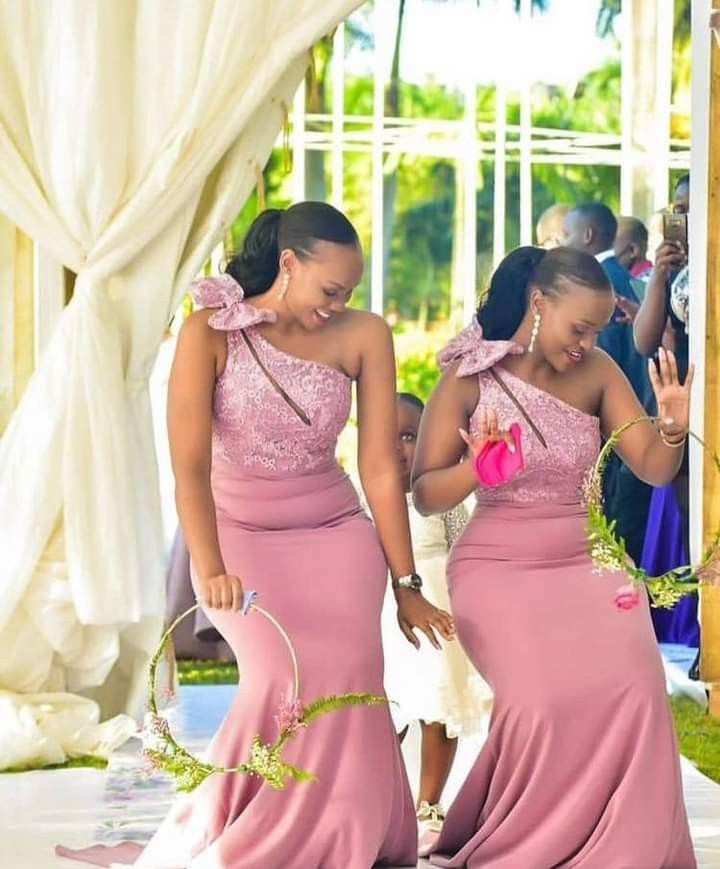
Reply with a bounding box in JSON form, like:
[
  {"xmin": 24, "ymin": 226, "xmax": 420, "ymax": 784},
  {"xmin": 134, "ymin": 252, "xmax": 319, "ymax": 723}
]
[
  {"xmin": 412, "ymin": 246, "xmax": 696, "ymax": 868},
  {"xmin": 58, "ymin": 202, "xmax": 454, "ymax": 868}
]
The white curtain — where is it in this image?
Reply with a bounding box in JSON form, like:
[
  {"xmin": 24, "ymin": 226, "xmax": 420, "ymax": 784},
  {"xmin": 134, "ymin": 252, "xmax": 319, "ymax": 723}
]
[{"xmin": 0, "ymin": 0, "xmax": 361, "ymax": 769}]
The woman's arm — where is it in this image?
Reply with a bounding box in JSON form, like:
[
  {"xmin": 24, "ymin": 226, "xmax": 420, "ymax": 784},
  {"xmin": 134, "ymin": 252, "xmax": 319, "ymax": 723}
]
[
  {"xmin": 167, "ymin": 312, "xmax": 243, "ymax": 611},
  {"xmin": 354, "ymin": 314, "xmax": 454, "ymax": 648},
  {"xmin": 633, "ymin": 241, "xmax": 685, "ymax": 356},
  {"xmin": 598, "ymin": 348, "xmax": 693, "ymax": 487},
  {"xmin": 412, "ymin": 364, "xmax": 482, "ymax": 515}
]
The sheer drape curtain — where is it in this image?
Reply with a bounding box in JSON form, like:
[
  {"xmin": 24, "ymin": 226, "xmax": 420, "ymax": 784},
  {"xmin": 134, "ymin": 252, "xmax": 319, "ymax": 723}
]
[{"xmin": 0, "ymin": 0, "xmax": 361, "ymax": 769}]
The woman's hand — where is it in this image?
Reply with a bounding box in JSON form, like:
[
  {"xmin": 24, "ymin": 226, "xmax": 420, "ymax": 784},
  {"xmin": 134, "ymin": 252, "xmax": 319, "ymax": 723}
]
[
  {"xmin": 652, "ymin": 240, "xmax": 686, "ymax": 282},
  {"xmin": 459, "ymin": 406, "xmax": 517, "ymax": 458},
  {"xmin": 396, "ymin": 589, "xmax": 455, "ymax": 650},
  {"xmin": 648, "ymin": 348, "xmax": 695, "ymax": 440},
  {"xmin": 196, "ymin": 573, "xmax": 245, "ymax": 611},
  {"xmin": 615, "ymin": 296, "xmax": 640, "ymax": 325}
]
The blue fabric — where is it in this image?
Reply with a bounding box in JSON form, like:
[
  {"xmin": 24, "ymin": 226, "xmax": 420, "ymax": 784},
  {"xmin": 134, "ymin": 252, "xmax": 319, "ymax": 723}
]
[
  {"xmin": 597, "ymin": 256, "xmax": 653, "ymax": 408},
  {"xmin": 641, "ymin": 484, "xmax": 699, "ymax": 647}
]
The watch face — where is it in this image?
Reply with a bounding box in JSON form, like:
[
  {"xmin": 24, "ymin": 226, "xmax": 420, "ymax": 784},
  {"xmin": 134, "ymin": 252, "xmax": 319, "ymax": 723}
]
[{"xmin": 396, "ymin": 574, "xmax": 422, "ymax": 590}]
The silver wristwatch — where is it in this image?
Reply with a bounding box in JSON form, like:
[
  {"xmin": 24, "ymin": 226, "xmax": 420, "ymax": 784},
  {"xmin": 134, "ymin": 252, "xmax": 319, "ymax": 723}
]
[{"xmin": 393, "ymin": 572, "xmax": 423, "ymax": 591}]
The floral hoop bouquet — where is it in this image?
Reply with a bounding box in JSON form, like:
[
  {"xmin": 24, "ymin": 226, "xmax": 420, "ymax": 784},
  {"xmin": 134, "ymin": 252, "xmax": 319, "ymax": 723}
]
[
  {"xmin": 585, "ymin": 416, "xmax": 720, "ymax": 610},
  {"xmin": 142, "ymin": 592, "xmax": 386, "ymax": 792}
]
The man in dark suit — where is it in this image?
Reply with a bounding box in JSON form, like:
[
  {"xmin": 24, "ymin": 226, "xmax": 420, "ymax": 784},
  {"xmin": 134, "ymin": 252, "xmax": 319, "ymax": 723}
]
[{"xmin": 563, "ymin": 203, "xmax": 652, "ymax": 566}]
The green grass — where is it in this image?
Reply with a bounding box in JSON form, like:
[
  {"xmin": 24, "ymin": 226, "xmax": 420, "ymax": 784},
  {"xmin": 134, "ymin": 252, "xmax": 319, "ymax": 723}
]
[
  {"xmin": 177, "ymin": 664, "xmax": 720, "ymax": 785},
  {"xmin": 670, "ymin": 696, "xmax": 720, "ymax": 784},
  {"xmin": 4, "ymin": 754, "xmax": 108, "ymax": 774},
  {"xmin": 5, "ymin": 667, "xmax": 717, "ymax": 784},
  {"xmin": 177, "ymin": 659, "xmax": 239, "ymax": 685}
]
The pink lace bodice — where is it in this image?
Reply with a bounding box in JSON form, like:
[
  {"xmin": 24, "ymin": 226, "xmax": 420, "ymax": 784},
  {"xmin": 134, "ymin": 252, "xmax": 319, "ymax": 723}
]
[
  {"xmin": 192, "ymin": 276, "xmax": 351, "ymax": 475},
  {"xmin": 439, "ymin": 321, "xmax": 601, "ymax": 505}
]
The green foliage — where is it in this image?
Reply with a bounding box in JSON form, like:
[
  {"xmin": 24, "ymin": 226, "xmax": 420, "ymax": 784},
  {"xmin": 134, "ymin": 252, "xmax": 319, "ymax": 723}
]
[
  {"xmin": 149, "ymin": 606, "xmax": 389, "ymax": 794},
  {"xmin": 397, "ymin": 347, "xmax": 441, "ymax": 403},
  {"xmin": 167, "ymin": 666, "xmax": 720, "ymax": 786},
  {"xmin": 145, "ymin": 746, "xmax": 216, "ymax": 793},
  {"xmin": 671, "ymin": 697, "xmax": 720, "ymax": 785},
  {"xmin": 585, "ymin": 418, "xmax": 715, "ymax": 609},
  {"xmin": 178, "ymin": 660, "xmax": 238, "ymax": 685},
  {"xmin": 387, "ymin": 159, "xmax": 456, "ymax": 323},
  {"xmin": 394, "ymin": 326, "xmax": 450, "ymax": 402},
  {"xmin": 300, "ymin": 693, "xmax": 387, "ymax": 726},
  {"xmin": 221, "ymin": 2, "xmax": 688, "ymax": 326},
  {"xmin": 3, "ymin": 755, "xmax": 108, "ymax": 774}
]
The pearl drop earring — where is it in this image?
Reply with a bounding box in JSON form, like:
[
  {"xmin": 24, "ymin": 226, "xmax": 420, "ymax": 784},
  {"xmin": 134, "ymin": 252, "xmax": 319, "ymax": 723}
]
[
  {"xmin": 528, "ymin": 312, "xmax": 541, "ymax": 353},
  {"xmin": 279, "ymin": 270, "xmax": 290, "ymax": 301}
]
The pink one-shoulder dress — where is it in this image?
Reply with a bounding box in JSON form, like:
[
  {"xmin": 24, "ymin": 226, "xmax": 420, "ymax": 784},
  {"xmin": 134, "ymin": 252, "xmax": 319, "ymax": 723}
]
[
  {"xmin": 428, "ymin": 323, "xmax": 695, "ymax": 869},
  {"xmin": 57, "ymin": 275, "xmax": 417, "ymax": 869}
]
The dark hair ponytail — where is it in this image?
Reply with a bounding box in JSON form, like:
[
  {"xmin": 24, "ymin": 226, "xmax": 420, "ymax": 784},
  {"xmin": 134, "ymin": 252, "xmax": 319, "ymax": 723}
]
[
  {"xmin": 225, "ymin": 201, "xmax": 359, "ymax": 297},
  {"xmin": 477, "ymin": 245, "xmax": 611, "ymax": 340},
  {"xmin": 226, "ymin": 209, "xmax": 283, "ymax": 296},
  {"xmin": 478, "ymin": 247, "xmax": 546, "ymax": 339}
]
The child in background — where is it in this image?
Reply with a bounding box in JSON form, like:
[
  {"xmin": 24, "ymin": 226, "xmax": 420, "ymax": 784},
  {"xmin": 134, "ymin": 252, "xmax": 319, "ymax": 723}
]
[{"xmin": 383, "ymin": 392, "xmax": 493, "ymax": 857}]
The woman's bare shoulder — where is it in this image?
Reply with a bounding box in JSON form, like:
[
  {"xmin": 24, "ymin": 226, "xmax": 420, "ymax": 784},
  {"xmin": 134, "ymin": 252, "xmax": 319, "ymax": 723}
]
[
  {"xmin": 175, "ymin": 310, "xmax": 227, "ymax": 374},
  {"xmin": 338, "ymin": 308, "xmax": 391, "ymax": 340},
  {"xmin": 583, "ymin": 346, "xmax": 625, "ymax": 381}
]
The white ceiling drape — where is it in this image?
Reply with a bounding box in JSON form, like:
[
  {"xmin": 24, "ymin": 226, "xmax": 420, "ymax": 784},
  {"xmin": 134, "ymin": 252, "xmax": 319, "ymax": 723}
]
[{"xmin": 0, "ymin": 0, "xmax": 362, "ymax": 768}]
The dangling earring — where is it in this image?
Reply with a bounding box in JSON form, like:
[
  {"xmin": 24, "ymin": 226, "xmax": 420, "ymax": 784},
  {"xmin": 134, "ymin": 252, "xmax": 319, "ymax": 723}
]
[
  {"xmin": 279, "ymin": 270, "xmax": 290, "ymax": 301},
  {"xmin": 528, "ymin": 312, "xmax": 541, "ymax": 353}
]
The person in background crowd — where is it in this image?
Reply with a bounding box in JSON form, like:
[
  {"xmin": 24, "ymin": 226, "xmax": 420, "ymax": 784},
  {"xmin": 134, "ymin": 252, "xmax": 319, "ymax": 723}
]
[
  {"xmin": 536, "ymin": 203, "xmax": 571, "ymax": 249},
  {"xmin": 614, "ymin": 215, "xmax": 653, "ymax": 291},
  {"xmin": 563, "ymin": 203, "xmax": 652, "ymax": 566},
  {"xmin": 633, "ymin": 174, "xmax": 698, "ymax": 658},
  {"xmin": 634, "ymin": 175, "xmax": 690, "ymax": 380}
]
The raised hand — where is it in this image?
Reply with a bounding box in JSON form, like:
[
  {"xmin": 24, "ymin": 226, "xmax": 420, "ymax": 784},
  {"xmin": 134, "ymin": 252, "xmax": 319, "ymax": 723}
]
[
  {"xmin": 652, "ymin": 240, "xmax": 686, "ymax": 282},
  {"xmin": 615, "ymin": 296, "xmax": 640, "ymax": 325},
  {"xmin": 648, "ymin": 347, "xmax": 695, "ymax": 440},
  {"xmin": 459, "ymin": 406, "xmax": 517, "ymax": 457}
]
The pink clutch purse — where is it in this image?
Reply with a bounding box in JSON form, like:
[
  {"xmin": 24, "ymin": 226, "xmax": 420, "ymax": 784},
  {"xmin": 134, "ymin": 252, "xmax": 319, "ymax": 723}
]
[{"xmin": 473, "ymin": 422, "xmax": 524, "ymax": 487}]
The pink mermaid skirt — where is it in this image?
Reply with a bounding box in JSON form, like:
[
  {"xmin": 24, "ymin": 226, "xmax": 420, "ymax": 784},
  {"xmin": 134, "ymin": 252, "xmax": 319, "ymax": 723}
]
[
  {"xmin": 431, "ymin": 502, "xmax": 695, "ymax": 869},
  {"xmin": 58, "ymin": 463, "xmax": 417, "ymax": 868}
]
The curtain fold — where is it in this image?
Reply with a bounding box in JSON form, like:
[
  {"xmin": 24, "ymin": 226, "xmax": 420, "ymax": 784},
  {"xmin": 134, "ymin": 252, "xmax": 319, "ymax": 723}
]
[{"xmin": 0, "ymin": 0, "xmax": 361, "ymax": 769}]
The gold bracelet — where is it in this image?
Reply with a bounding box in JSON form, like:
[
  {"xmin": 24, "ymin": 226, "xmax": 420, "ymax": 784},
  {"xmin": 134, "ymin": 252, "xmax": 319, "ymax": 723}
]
[{"xmin": 659, "ymin": 431, "xmax": 687, "ymax": 448}]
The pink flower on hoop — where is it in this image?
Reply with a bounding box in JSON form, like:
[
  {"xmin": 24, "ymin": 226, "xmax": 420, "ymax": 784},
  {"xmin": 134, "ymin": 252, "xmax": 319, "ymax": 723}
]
[
  {"xmin": 275, "ymin": 695, "xmax": 306, "ymax": 737},
  {"xmin": 614, "ymin": 584, "xmax": 641, "ymax": 611}
]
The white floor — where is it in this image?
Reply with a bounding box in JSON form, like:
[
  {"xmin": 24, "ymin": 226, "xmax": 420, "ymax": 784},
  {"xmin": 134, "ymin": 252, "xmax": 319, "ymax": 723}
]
[{"xmin": 4, "ymin": 678, "xmax": 720, "ymax": 869}]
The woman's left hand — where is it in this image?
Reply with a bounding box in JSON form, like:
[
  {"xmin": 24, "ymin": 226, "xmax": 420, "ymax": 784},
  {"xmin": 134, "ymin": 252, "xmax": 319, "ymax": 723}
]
[
  {"xmin": 648, "ymin": 347, "xmax": 695, "ymax": 439},
  {"xmin": 396, "ymin": 589, "xmax": 455, "ymax": 650}
]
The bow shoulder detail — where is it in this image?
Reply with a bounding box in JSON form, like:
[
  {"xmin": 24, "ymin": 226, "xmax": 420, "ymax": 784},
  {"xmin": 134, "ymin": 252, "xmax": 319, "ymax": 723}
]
[
  {"xmin": 437, "ymin": 320, "xmax": 524, "ymax": 377},
  {"xmin": 190, "ymin": 274, "xmax": 277, "ymax": 331}
]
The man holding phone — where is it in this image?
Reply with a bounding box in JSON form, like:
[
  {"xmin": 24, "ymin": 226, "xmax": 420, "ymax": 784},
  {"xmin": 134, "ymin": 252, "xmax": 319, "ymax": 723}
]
[
  {"xmin": 633, "ymin": 173, "xmax": 696, "ymax": 660},
  {"xmin": 634, "ymin": 175, "xmax": 689, "ymax": 381}
]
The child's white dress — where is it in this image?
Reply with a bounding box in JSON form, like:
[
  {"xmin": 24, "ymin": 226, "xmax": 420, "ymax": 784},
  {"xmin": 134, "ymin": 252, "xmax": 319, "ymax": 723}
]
[{"xmin": 382, "ymin": 496, "xmax": 494, "ymax": 737}]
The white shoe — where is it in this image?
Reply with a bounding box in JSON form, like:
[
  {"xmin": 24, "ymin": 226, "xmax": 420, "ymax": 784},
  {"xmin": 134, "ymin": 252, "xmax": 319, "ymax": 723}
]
[{"xmin": 416, "ymin": 801, "xmax": 445, "ymax": 858}]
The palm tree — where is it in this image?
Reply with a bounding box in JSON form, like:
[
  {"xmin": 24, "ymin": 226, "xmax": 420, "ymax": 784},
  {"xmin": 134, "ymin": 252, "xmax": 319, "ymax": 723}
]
[
  {"xmin": 597, "ymin": 0, "xmax": 690, "ymax": 216},
  {"xmin": 382, "ymin": 0, "xmax": 549, "ymax": 296}
]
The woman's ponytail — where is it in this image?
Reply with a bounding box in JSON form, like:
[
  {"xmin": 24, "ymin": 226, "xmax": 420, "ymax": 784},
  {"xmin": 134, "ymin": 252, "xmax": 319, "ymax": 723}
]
[
  {"xmin": 225, "ymin": 210, "xmax": 283, "ymax": 296},
  {"xmin": 477, "ymin": 247, "xmax": 546, "ymax": 339}
]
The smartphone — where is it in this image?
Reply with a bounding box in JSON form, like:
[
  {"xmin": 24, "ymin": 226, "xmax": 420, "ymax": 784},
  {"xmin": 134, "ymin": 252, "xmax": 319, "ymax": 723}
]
[{"xmin": 663, "ymin": 212, "xmax": 688, "ymax": 250}]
